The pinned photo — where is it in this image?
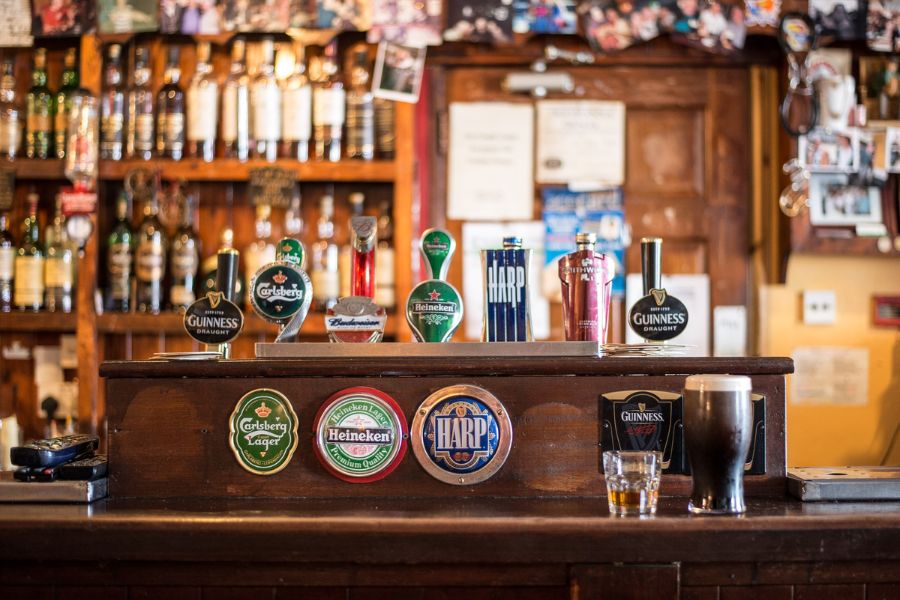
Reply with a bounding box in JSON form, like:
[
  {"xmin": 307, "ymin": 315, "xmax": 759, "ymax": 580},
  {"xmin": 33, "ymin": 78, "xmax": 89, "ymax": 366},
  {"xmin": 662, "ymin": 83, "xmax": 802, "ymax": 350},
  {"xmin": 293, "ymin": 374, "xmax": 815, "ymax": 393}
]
[
  {"xmin": 578, "ymin": 0, "xmax": 667, "ymax": 52},
  {"xmin": 867, "ymin": 0, "xmax": 900, "ymax": 52},
  {"xmin": 798, "ymin": 129, "xmax": 857, "ymax": 172},
  {"xmin": 160, "ymin": 0, "xmax": 224, "ymax": 33},
  {"xmin": 857, "ymin": 129, "xmax": 888, "ymax": 183},
  {"xmin": 222, "ymin": 0, "xmax": 291, "ymax": 31},
  {"xmin": 98, "ymin": 0, "xmax": 158, "ymax": 33},
  {"xmin": 744, "ymin": 0, "xmax": 780, "ymax": 27},
  {"xmin": 32, "ymin": 0, "xmax": 91, "ymax": 35},
  {"xmin": 368, "ymin": 0, "xmax": 443, "ymax": 46},
  {"xmin": 444, "ymin": 0, "xmax": 514, "ymax": 43},
  {"xmin": 885, "ymin": 127, "xmax": 900, "ymax": 172},
  {"xmin": 671, "ymin": 0, "xmax": 746, "ymax": 52},
  {"xmin": 809, "ymin": 0, "xmax": 862, "ymax": 40},
  {"xmin": 372, "ymin": 41, "xmax": 426, "ymax": 103},
  {"xmin": 512, "ymin": 0, "xmax": 578, "ymax": 34},
  {"xmin": 316, "ymin": 0, "xmax": 371, "ymax": 30},
  {"xmin": 808, "ymin": 174, "xmax": 883, "ymax": 226}
]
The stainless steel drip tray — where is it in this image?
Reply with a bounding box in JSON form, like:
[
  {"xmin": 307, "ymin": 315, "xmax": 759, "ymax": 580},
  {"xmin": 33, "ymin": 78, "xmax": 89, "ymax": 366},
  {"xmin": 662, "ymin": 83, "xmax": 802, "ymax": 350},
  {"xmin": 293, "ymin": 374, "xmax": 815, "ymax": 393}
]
[
  {"xmin": 788, "ymin": 467, "xmax": 900, "ymax": 501},
  {"xmin": 255, "ymin": 341, "xmax": 603, "ymax": 359}
]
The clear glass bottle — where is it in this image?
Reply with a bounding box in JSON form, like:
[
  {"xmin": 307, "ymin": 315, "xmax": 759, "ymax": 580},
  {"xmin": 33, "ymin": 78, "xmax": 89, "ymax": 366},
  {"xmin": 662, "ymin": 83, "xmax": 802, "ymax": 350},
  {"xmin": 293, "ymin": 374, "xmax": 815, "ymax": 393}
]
[
  {"xmin": 221, "ymin": 39, "xmax": 251, "ymax": 161},
  {"xmin": 243, "ymin": 203, "xmax": 276, "ymax": 306},
  {"xmin": 14, "ymin": 193, "xmax": 43, "ymax": 311},
  {"xmin": 106, "ymin": 191, "xmax": 133, "ymax": 312},
  {"xmin": 135, "ymin": 193, "xmax": 167, "ymax": 313},
  {"xmin": 252, "ymin": 38, "xmax": 281, "ymax": 162},
  {"xmin": 44, "ymin": 195, "xmax": 73, "ymax": 313},
  {"xmin": 338, "ymin": 192, "xmax": 364, "ymax": 298},
  {"xmin": 374, "ymin": 98, "xmax": 395, "ymax": 159},
  {"xmin": 280, "ymin": 43, "xmax": 311, "ymax": 161},
  {"xmin": 375, "ymin": 199, "xmax": 395, "ymax": 309},
  {"xmin": 0, "ymin": 58, "xmax": 20, "ymax": 161},
  {"xmin": 187, "ymin": 42, "xmax": 218, "ymax": 162},
  {"xmin": 169, "ymin": 193, "xmax": 199, "ymax": 310},
  {"xmin": 345, "ymin": 44, "xmax": 374, "ymax": 161},
  {"xmin": 99, "ymin": 44, "xmax": 125, "ymax": 161},
  {"xmin": 0, "ymin": 211, "xmax": 14, "ymax": 311},
  {"xmin": 26, "ymin": 48, "xmax": 54, "ymax": 160},
  {"xmin": 311, "ymin": 194, "xmax": 339, "ymax": 311},
  {"xmin": 156, "ymin": 46, "xmax": 185, "ymax": 161},
  {"xmin": 127, "ymin": 46, "xmax": 155, "ymax": 161},
  {"xmin": 53, "ymin": 48, "xmax": 79, "ymax": 160},
  {"xmin": 311, "ymin": 42, "xmax": 345, "ymax": 162}
]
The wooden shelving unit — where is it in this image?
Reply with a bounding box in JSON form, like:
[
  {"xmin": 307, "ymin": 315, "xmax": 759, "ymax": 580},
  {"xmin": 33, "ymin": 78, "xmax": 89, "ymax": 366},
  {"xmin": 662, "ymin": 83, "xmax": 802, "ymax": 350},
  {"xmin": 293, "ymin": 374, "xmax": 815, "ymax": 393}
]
[
  {"xmin": 2, "ymin": 159, "xmax": 66, "ymax": 180},
  {"xmin": 98, "ymin": 159, "xmax": 398, "ymax": 182},
  {"xmin": 0, "ymin": 311, "xmax": 77, "ymax": 332}
]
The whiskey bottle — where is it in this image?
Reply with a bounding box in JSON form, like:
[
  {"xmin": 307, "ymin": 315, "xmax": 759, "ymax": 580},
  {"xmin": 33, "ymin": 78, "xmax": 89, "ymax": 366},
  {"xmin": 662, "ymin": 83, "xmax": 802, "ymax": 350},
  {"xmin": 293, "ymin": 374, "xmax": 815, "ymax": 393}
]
[
  {"xmin": 280, "ymin": 43, "xmax": 311, "ymax": 161},
  {"xmin": 135, "ymin": 193, "xmax": 167, "ymax": 313},
  {"xmin": 0, "ymin": 58, "xmax": 20, "ymax": 160},
  {"xmin": 0, "ymin": 211, "xmax": 14, "ymax": 311},
  {"xmin": 187, "ymin": 42, "xmax": 218, "ymax": 162},
  {"xmin": 243, "ymin": 203, "xmax": 276, "ymax": 307},
  {"xmin": 25, "ymin": 48, "xmax": 54, "ymax": 160},
  {"xmin": 285, "ymin": 189, "xmax": 304, "ymax": 239},
  {"xmin": 54, "ymin": 48, "xmax": 79, "ymax": 160},
  {"xmin": 374, "ymin": 98, "xmax": 395, "ymax": 159},
  {"xmin": 251, "ymin": 38, "xmax": 281, "ymax": 162},
  {"xmin": 106, "ymin": 191, "xmax": 133, "ymax": 312},
  {"xmin": 375, "ymin": 200, "xmax": 395, "ymax": 309},
  {"xmin": 14, "ymin": 193, "xmax": 43, "ymax": 311},
  {"xmin": 44, "ymin": 195, "xmax": 73, "ymax": 313},
  {"xmin": 221, "ymin": 39, "xmax": 251, "ymax": 161},
  {"xmin": 311, "ymin": 194, "xmax": 339, "ymax": 311},
  {"xmin": 345, "ymin": 44, "xmax": 374, "ymax": 161},
  {"xmin": 156, "ymin": 46, "xmax": 185, "ymax": 161},
  {"xmin": 169, "ymin": 193, "xmax": 199, "ymax": 310},
  {"xmin": 311, "ymin": 42, "xmax": 345, "ymax": 162},
  {"xmin": 338, "ymin": 192, "xmax": 364, "ymax": 298},
  {"xmin": 100, "ymin": 44, "xmax": 125, "ymax": 161},
  {"xmin": 126, "ymin": 46, "xmax": 155, "ymax": 160}
]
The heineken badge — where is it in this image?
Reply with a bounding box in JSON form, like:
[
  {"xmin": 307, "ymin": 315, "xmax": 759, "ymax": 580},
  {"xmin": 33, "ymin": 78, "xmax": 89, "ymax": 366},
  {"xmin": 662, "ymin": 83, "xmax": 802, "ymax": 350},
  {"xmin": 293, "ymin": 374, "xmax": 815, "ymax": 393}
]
[
  {"xmin": 184, "ymin": 291, "xmax": 244, "ymax": 345},
  {"xmin": 326, "ymin": 296, "xmax": 387, "ymax": 343},
  {"xmin": 411, "ymin": 385, "xmax": 512, "ymax": 486},
  {"xmin": 421, "ymin": 228, "xmax": 455, "ymax": 280},
  {"xmin": 406, "ymin": 281, "xmax": 463, "ymax": 343},
  {"xmin": 628, "ymin": 288, "xmax": 689, "ymax": 341},
  {"xmin": 313, "ymin": 387, "xmax": 408, "ymax": 483},
  {"xmin": 229, "ymin": 388, "xmax": 299, "ymax": 476},
  {"xmin": 250, "ymin": 262, "xmax": 312, "ymax": 325}
]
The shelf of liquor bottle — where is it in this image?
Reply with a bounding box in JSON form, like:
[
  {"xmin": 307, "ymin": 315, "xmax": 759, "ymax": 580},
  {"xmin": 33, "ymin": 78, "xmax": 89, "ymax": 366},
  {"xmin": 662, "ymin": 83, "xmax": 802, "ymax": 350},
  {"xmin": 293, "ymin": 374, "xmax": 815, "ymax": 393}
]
[
  {"xmin": 1, "ymin": 159, "xmax": 66, "ymax": 180},
  {"xmin": 0, "ymin": 310, "xmax": 76, "ymax": 332},
  {"xmin": 97, "ymin": 159, "xmax": 397, "ymax": 183},
  {"xmin": 95, "ymin": 311, "xmax": 399, "ymax": 337}
]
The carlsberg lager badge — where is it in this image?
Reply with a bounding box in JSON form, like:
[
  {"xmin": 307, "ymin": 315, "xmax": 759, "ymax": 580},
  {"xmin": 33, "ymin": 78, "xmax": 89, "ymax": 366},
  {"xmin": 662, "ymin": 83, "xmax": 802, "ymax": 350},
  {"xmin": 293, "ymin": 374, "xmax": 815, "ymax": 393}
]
[{"xmin": 229, "ymin": 388, "xmax": 299, "ymax": 475}]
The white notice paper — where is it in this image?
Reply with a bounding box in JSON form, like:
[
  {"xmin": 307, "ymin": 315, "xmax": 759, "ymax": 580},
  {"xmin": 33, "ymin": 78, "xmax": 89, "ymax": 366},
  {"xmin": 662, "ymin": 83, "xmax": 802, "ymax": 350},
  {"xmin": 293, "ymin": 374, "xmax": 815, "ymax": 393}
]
[
  {"xmin": 461, "ymin": 222, "xmax": 550, "ymax": 341},
  {"xmin": 714, "ymin": 305, "xmax": 747, "ymax": 357},
  {"xmin": 447, "ymin": 102, "xmax": 534, "ymax": 221},
  {"xmin": 625, "ymin": 274, "xmax": 710, "ymax": 356},
  {"xmin": 536, "ymin": 100, "xmax": 625, "ymax": 186},
  {"xmin": 791, "ymin": 347, "xmax": 869, "ymax": 406},
  {"xmin": 0, "ymin": 0, "xmax": 33, "ymax": 47}
]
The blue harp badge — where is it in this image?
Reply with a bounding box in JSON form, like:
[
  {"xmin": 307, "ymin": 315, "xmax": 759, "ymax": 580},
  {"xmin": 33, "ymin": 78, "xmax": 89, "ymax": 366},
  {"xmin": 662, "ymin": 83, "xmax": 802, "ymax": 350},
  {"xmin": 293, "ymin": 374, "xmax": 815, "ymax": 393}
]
[{"xmin": 481, "ymin": 236, "xmax": 533, "ymax": 342}]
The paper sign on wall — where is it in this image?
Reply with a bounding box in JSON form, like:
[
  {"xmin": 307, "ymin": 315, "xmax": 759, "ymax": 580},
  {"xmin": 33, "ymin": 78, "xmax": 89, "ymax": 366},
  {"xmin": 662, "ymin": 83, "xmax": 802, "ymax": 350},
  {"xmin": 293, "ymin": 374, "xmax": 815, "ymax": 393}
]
[
  {"xmin": 791, "ymin": 346, "xmax": 869, "ymax": 406},
  {"xmin": 625, "ymin": 273, "xmax": 710, "ymax": 356},
  {"xmin": 447, "ymin": 102, "xmax": 534, "ymax": 222},
  {"xmin": 0, "ymin": 0, "xmax": 33, "ymax": 47}
]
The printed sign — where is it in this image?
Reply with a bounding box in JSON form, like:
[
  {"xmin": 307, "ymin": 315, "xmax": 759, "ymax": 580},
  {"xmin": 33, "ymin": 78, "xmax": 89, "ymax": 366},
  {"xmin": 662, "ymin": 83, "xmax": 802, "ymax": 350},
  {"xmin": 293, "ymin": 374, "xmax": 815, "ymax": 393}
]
[
  {"xmin": 184, "ymin": 291, "xmax": 244, "ymax": 345},
  {"xmin": 249, "ymin": 166, "xmax": 294, "ymax": 208}
]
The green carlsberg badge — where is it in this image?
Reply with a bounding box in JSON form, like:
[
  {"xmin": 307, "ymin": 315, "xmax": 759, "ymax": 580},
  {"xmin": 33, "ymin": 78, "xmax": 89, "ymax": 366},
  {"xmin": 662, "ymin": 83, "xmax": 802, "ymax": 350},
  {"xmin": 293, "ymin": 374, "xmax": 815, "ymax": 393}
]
[{"xmin": 229, "ymin": 389, "xmax": 299, "ymax": 476}]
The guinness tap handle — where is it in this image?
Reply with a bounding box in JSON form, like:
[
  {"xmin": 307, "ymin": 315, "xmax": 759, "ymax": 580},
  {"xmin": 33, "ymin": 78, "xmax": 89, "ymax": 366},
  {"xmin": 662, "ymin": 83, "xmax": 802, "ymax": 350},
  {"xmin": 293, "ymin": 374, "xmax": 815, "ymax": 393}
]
[
  {"xmin": 216, "ymin": 248, "xmax": 240, "ymax": 303},
  {"xmin": 641, "ymin": 237, "xmax": 662, "ymax": 295}
]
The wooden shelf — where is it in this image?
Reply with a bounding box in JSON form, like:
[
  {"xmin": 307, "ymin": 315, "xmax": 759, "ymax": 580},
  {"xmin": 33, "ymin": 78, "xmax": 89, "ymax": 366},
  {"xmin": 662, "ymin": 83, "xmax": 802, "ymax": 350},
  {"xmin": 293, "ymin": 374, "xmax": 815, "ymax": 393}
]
[
  {"xmin": 0, "ymin": 311, "xmax": 76, "ymax": 332},
  {"xmin": 1, "ymin": 159, "xmax": 66, "ymax": 180},
  {"xmin": 98, "ymin": 159, "xmax": 397, "ymax": 183}
]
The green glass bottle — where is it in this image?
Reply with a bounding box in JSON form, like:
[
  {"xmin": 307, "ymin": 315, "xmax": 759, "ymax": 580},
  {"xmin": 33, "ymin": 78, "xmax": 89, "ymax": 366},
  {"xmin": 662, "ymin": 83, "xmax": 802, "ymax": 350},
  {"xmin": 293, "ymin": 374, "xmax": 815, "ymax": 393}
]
[
  {"xmin": 14, "ymin": 193, "xmax": 43, "ymax": 311},
  {"xmin": 135, "ymin": 192, "xmax": 167, "ymax": 313},
  {"xmin": 25, "ymin": 48, "xmax": 54, "ymax": 160},
  {"xmin": 168, "ymin": 193, "xmax": 199, "ymax": 310},
  {"xmin": 44, "ymin": 195, "xmax": 74, "ymax": 313},
  {"xmin": 106, "ymin": 192, "xmax": 133, "ymax": 312},
  {"xmin": 54, "ymin": 48, "xmax": 79, "ymax": 160}
]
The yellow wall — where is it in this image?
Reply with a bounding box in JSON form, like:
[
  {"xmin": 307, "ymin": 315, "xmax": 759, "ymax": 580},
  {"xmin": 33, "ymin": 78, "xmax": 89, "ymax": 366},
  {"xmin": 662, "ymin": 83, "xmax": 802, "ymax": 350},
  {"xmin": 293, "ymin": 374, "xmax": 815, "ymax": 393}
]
[{"xmin": 759, "ymin": 254, "xmax": 900, "ymax": 467}]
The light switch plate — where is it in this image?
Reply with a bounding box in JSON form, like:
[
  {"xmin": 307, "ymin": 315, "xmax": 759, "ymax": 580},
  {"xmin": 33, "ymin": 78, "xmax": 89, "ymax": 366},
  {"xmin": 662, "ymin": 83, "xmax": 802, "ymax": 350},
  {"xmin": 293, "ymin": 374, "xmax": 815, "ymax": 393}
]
[{"xmin": 803, "ymin": 290, "xmax": 837, "ymax": 325}]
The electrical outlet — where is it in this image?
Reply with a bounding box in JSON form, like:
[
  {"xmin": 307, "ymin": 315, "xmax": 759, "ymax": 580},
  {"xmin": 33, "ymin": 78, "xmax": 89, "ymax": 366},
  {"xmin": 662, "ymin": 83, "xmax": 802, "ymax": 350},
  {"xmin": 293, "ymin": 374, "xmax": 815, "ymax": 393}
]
[{"xmin": 803, "ymin": 290, "xmax": 837, "ymax": 325}]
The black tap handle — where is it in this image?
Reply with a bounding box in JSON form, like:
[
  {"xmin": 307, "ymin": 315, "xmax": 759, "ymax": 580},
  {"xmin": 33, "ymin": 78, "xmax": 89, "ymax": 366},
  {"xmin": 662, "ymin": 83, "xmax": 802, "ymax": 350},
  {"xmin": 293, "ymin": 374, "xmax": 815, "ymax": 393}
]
[
  {"xmin": 216, "ymin": 249, "xmax": 240, "ymax": 303},
  {"xmin": 641, "ymin": 237, "xmax": 662, "ymax": 295}
]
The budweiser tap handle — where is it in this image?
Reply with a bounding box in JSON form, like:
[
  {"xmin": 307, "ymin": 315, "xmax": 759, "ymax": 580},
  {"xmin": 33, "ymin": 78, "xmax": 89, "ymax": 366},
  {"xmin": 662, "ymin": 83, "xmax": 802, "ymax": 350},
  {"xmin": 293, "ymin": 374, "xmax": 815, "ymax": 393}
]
[
  {"xmin": 216, "ymin": 248, "xmax": 240, "ymax": 303},
  {"xmin": 641, "ymin": 237, "xmax": 662, "ymax": 295},
  {"xmin": 351, "ymin": 216, "xmax": 377, "ymax": 298}
]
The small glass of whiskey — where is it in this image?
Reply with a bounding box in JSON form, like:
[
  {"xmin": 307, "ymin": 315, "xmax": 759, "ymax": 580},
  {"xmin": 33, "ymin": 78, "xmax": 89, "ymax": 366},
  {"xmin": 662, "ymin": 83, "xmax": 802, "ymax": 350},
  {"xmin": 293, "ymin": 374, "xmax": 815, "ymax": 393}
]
[{"xmin": 602, "ymin": 451, "xmax": 662, "ymax": 517}]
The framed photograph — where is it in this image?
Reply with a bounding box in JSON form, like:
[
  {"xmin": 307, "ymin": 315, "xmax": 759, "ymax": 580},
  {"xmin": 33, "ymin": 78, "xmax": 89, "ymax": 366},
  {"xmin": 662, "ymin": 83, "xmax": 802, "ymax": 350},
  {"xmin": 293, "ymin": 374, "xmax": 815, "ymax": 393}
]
[
  {"xmin": 798, "ymin": 129, "xmax": 857, "ymax": 172},
  {"xmin": 444, "ymin": 0, "xmax": 513, "ymax": 43},
  {"xmin": 98, "ymin": 0, "xmax": 158, "ymax": 32},
  {"xmin": 222, "ymin": 0, "xmax": 290, "ymax": 31},
  {"xmin": 32, "ymin": 0, "xmax": 92, "ymax": 36},
  {"xmin": 886, "ymin": 128, "xmax": 900, "ymax": 172},
  {"xmin": 809, "ymin": 0, "xmax": 862, "ymax": 41},
  {"xmin": 745, "ymin": 0, "xmax": 780, "ymax": 27},
  {"xmin": 372, "ymin": 41, "xmax": 426, "ymax": 103},
  {"xmin": 368, "ymin": 0, "xmax": 443, "ymax": 46},
  {"xmin": 160, "ymin": 0, "xmax": 224, "ymax": 33},
  {"xmin": 315, "ymin": 0, "xmax": 370, "ymax": 30},
  {"xmin": 671, "ymin": 0, "xmax": 746, "ymax": 52},
  {"xmin": 808, "ymin": 174, "xmax": 883, "ymax": 226},
  {"xmin": 512, "ymin": 0, "xmax": 578, "ymax": 34},
  {"xmin": 857, "ymin": 129, "xmax": 888, "ymax": 181}
]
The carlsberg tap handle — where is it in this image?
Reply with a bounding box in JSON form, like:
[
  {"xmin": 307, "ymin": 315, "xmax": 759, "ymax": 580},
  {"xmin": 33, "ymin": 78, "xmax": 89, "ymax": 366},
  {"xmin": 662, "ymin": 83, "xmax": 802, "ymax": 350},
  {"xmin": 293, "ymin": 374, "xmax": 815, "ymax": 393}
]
[
  {"xmin": 216, "ymin": 248, "xmax": 240, "ymax": 303},
  {"xmin": 641, "ymin": 237, "xmax": 662, "ymax": 296},
  {"xmin": 420, "ymin": 228, "xmax": 456, "ymax": 281},
  {"xmin": 276, "ymin": 237, "xmax": 305, "ymax": 269}
]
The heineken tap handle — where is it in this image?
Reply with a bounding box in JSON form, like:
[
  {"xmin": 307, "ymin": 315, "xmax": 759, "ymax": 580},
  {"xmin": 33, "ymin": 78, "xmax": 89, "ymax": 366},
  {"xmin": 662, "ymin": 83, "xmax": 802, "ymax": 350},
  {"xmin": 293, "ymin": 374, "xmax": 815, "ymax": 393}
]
[
  {"xmin": 216, "ymin": 248, "xmax": 240, "ymax": 303},
  {"xmin": 641, "ymin": 237, "xmax": 662, "ymax": 295},
  {"xmin": 420, "ymin": 228, "xmax": 456, "ymax": 281}
]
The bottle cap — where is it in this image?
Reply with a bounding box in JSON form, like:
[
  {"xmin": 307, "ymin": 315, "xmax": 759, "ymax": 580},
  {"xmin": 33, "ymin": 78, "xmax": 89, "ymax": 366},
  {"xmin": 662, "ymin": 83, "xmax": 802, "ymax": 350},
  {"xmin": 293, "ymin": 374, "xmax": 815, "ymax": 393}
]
[
  {"xmin": 502, "ymin": 236, "xmax": 523, "ymax": 249},
  {"xmin": 575, "ymin": 232, "xmax": 596, "ymax": 245}
]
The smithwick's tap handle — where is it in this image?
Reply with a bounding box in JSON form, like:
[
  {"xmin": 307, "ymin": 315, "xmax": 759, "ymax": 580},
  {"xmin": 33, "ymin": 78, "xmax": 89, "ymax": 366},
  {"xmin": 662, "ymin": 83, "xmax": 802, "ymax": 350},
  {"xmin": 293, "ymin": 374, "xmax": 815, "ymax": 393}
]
[
  {"xmin": 641, "ymin": 237, "xmax": 662, "ymax": 295},
  {"xmin": 420, "ymin": 228, "xmax": 456, "ymax": 281},
  {"xmin": 216, "ymin": 248, "xmax": 240, "ymax": 303}
]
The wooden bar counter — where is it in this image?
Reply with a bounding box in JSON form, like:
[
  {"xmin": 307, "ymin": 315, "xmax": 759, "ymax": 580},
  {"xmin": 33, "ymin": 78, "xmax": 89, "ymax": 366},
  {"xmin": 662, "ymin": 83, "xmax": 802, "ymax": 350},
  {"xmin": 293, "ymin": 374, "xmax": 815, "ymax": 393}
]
[{"xmin": 3, "ymin": 355, "xmax": 900, "ymax": 598}]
